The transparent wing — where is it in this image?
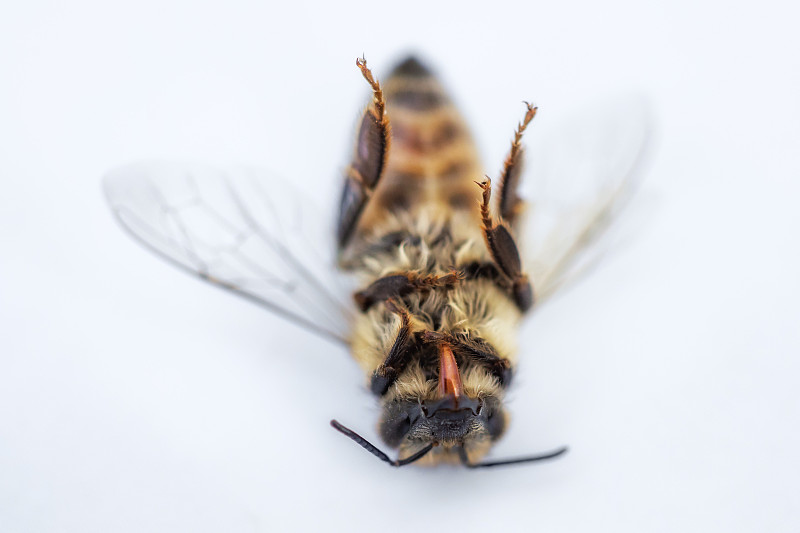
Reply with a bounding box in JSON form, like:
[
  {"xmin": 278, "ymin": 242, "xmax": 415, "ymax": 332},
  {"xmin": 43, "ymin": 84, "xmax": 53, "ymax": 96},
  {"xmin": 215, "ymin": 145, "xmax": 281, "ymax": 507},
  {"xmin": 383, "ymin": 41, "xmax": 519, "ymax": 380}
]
[
  {"xmin": 103, "ymin": 161, "xmax": 354, "ymax": 346},
  {"xmin": 522, "ymin": 96, "xmax": 654, "ymax": 306}
]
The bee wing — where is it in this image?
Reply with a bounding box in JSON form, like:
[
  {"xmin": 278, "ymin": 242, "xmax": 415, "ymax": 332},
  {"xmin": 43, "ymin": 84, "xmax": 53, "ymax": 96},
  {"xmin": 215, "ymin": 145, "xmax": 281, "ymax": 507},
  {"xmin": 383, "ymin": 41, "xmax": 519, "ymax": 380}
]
[
  {"xmin": 103, "ymin": 161, "xmax": 354, "ymax": 346},
  {"xmin": 523, "ymin": 97, "xmax": 653, "ymax": 306}
]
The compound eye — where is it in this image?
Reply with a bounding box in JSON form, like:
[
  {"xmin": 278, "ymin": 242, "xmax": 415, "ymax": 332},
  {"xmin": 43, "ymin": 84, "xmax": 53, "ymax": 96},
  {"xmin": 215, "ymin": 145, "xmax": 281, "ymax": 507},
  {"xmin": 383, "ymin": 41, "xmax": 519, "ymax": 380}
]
[
  {"xmin": 486, "ymin": 407, "xmax": 507, "ymax": 440},
  {"xmin": 379, "ymin": 403, "xmax": 417, "ymax": 447}
]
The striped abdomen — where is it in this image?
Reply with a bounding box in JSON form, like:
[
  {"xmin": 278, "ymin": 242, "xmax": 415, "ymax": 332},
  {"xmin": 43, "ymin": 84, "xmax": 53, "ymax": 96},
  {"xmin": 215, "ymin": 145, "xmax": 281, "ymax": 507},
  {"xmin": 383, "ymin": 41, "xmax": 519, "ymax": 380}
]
[{"xmin": 357, "ymin": 56, "xmax": 484, "ymax": 232}]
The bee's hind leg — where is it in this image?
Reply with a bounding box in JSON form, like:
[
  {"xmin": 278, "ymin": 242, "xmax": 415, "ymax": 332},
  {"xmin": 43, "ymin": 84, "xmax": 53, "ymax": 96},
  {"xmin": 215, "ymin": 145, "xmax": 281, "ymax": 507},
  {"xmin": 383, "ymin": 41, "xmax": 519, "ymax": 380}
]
[
  {"xmin": 476, "ymin": 179, "xmax": 533, "ymax": 312},
  {"xmin": 337, "ymin": 57, "xmax": 391, "ymax": 251},
  {"xmin": 471, "ymin": 103, "xmax": 538, "ymax": 311},
  {"xmin": 496, "ymin": 102, "xmax": 537, "ymax": 228}
]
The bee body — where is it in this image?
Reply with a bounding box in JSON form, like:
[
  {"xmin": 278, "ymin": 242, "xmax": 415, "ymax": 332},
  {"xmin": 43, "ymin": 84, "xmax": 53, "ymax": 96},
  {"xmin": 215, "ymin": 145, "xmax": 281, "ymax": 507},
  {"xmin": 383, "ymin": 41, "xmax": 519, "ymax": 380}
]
[{"xmin": 338, "ymin": 57, "xmax": 532, "ymax": 465}]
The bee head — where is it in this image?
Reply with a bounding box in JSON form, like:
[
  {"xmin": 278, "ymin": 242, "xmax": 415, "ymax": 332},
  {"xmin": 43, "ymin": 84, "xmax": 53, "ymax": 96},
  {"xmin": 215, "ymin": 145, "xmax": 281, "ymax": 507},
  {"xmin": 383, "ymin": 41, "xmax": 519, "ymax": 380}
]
[
  {"xmin": 330, "ymin": 340, "xmax": 565, "ymax": 467},
  {"xmin": 379, "ymin": 392, "xmax": 508, "ymax": 463}
]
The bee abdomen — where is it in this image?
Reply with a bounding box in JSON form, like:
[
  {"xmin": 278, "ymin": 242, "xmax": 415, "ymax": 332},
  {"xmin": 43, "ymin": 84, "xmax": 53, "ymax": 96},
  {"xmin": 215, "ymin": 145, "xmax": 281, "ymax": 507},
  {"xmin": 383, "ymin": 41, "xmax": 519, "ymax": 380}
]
[
  {"xmin": 369, "ymin": 56, "xmax": 483, "ymax": 218},
  {"xmin": 385, "ymin": 56, "xmax": 446, "ymax": 111},
  {"xmin": 390, "ymin": 56, "xmax": 433, "ymax": 78}
]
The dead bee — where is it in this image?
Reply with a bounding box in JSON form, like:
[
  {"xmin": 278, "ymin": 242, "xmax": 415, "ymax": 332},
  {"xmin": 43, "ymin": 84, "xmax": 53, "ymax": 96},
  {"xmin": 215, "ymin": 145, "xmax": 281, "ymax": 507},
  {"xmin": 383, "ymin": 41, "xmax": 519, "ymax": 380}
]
[{"xmin": 104, "ymin": 55, "xmax": 649, "ymax": 468}]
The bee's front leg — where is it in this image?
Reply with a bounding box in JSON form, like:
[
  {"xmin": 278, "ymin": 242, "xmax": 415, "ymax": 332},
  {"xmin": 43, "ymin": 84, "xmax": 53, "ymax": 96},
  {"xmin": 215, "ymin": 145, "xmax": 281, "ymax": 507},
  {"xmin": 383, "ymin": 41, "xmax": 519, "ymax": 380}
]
[
  {"xmin": 424, "ymin": 331, "xmax": 514, "ymax": 387},
  {"xmin": 337, "ymin": 57, "xmax": 391, "ymax": 250}
]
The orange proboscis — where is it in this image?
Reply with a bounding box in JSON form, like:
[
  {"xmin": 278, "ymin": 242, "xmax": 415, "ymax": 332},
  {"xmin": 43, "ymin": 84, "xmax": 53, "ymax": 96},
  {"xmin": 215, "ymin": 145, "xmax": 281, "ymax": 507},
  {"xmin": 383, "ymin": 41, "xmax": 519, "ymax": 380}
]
[{"xmin": 438, "ymin": 343, "xmax": 464, "ymax": 398}]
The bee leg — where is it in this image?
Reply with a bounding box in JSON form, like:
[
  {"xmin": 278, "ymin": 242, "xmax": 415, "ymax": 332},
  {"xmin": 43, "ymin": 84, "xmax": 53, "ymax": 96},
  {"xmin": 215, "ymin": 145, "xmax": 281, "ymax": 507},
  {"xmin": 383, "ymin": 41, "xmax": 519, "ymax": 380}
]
[
  {"xmin": 458, "ymin": 345, "xmax": 513, "ymax": 387},
  {"xmin": 477, "ymin": 179, "xmax": 534, "ymax": 312},
  {"xmin": 337, "ymin": 56, "xmax": 391, "ymax": 250},
  {"xmin": 354, "ymin": 270, "xmax": 462, "ymax": 311},
  {"xmin": 496, "ymin": 102, "xmax": 537, "ymax": 227},
  {"xmin": 424, "ymin": 331, "xmax": 514, "ymax": 387},
  {"xmin": 370, "ymin": 300, "xmax": 414, "ymax": 396}
]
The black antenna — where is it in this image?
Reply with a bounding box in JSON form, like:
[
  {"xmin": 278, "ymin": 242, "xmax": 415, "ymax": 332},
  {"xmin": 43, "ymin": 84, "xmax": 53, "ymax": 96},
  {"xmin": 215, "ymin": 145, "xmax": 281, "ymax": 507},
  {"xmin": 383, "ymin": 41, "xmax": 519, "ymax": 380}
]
[
  {"xmin": 458, "ymin": 445, "xmax": 568, "ymax": 468},
  {"xmin": 330, "ymin": 420, "xmax": 435, "ymax": 467}
]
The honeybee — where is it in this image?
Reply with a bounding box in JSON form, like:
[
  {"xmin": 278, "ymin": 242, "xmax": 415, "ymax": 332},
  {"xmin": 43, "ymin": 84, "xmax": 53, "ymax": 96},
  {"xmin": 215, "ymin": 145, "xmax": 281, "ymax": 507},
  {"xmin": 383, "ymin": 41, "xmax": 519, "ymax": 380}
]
[{"xmin": 104, "ymin": 56, "xmax": 649, "ymax": 468}]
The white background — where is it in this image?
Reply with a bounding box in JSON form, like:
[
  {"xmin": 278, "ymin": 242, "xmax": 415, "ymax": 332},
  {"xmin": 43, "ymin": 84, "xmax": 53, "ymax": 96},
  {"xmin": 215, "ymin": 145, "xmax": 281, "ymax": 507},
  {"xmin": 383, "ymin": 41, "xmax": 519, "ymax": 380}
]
[{"xmin": 1, "ymin": 1, "xmax": 798, "ymax": 532}]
